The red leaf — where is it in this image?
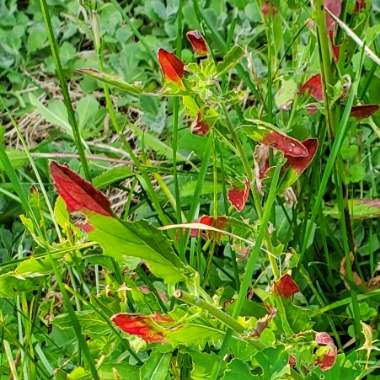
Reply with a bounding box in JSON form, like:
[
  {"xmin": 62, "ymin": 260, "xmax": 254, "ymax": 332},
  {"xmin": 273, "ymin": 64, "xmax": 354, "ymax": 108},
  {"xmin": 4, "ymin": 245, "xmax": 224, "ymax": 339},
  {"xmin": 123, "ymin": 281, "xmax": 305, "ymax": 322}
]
[
  {"xmin": 191, "ymin": 215, "xmax": 228, "ymax": 239},
  {"xmin": 111, "ymin": 313, "xmax": 173, "ymax": 343},
  {"xmin": 300, "ymin": 74, "xmax": 324, "ymax": 102},
  {"xmin": 228, "ymin": 179, "xmax": 250, "ymax": 212},
  {"xmin": 354, "ymin": 0, "xmax": 366, "ymax": 12},
  {"xmin": 157, "ymin": 49, "xmax": 185, "ymax": 83},
  {"xmin": 186, "ymin": 31, "xmax": 208, "ymax": 56},
  {"xmin": 274, "ymin": 274, "xmax": 300, "ymax": 298},
  {"xmin": 285, "ymin": 138, "xmax": 319, "ymax": 174},
  {"xmin": 191, "ymin": 113, "xmax": 210, "ymax": 136},
  {"xmin": 328, "ymin": 31, "xmax": 340, "ymax": 63},
  {"xmin": 315, "ymin": 332, "xmax": 337, "ymax": 371},
  {"xmin": 261, "ymin": 1, "xmax": 278, "ymax": 16},
  {"xmin": 350, "ymin": 104, "xmax": 379, "ymax": 119},
  {"xmin": 50, "ymin": 162, "xmax": 112, "ymax": 217},
  {"xmin": 262, "ymin": 131, "xmax": 309, "ymax": 157},
  {"xmin": 325, "ymin": 0, "xmax": 341, "ymax": 33}
]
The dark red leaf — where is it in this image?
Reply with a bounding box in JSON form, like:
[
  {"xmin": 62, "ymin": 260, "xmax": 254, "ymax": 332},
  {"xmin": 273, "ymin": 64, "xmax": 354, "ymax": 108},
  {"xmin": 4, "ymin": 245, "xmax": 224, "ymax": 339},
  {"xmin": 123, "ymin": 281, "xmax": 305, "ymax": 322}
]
[
  {"xmin": 328, "ymin": 31, "xmax": 340, "ymax": 62},
  {"xmin": 315, "ymin": 332, "xmax": 337, "ymax": 371},
  {"xmin": 354, "ymin": 0, "xmax": 366, "ymax": 12},
  {"xmin": 228, "ymin": 179, "xmax": 250, "ymax": 212},
  {"xmin": 191, "ymin": 113, "xmax": 210, "ymax": 136},
  {"xmin": 157, "ymin": 48, "xmax": 185, "ymax": 83},
  {"xmin": 274, "ymin": 274, "xmax": 300, "ymax": 298},
  {"xmin": 285, "ymin": 138, "xmax": 319, "ymax": 174},
  {"xmin": 300, "ymin": 74, "xmax": 324, "ymax": 102},
  {"xmin": 262, "ymin": 131, "xmax": 309, "ymax": 157},
  {"xmin": 261, "ymin": 1, "xmax": 278, "ymax": 16},
  {"xmin": 350, "ymin": 104, "xmax": 379, "ymax": 119},
  {"xmin": 50, "ymin": 161, "xmax": 112, "ymax": 217},
  {"xmin": 111, "ymin": 312, "xmax": 173, "ymax": 343},
  {"xmin": 186, "ymin": 31, "xmax": 208, "ymax": 56},
  {"xmin": 325, "ymin": 0, "xmax": 341, "ymax": 33}
]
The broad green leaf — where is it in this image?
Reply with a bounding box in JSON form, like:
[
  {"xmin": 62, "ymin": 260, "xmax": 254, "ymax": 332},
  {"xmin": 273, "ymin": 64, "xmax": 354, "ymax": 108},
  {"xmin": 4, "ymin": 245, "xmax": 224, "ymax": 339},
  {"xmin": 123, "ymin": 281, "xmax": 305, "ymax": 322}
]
[
  {"xmin": 222, "ymin": 359, "xmax": 255, "ymax": 380},
  {"xmin": 87, "ymin": 213, "xmax": 189, "ymax": 284},
  {"xmin": 325, "ymin": 199, "xmax": 380, "ymax": 219},
  {"xmin": 190, "ymin": 351, "xmax": 222, "ymax": 380},
  {"xmin": 78, "ymin": 68, "xmax": 144, "ymax": 95},
  {"xmin": 92, "ymin": 165, "xmax": 134, "ymax": 188},
  {"xmin": 275, "ymin": 79, "xmax": 297, "ymax": 110},
  {"xmin": 253, "ymin": 347, "xmax": 290, "ymax": 380},
  {"xmin": 140, "ymin": 352, "xmax": 172, "ymax": 380},
  {"xmin": 0, "ymin": 149, "xmax": 27, "ymax": 171},
  {"xmin": 0, "ymin": 271, "xmax": 46, "ymax": 297},
  {"xmin": 99, "ymin": 363, "xmax": 139, "ymax": 379},
  {"xmin": 76, "ymin": 95, "xmax": 99, "ymax": 131},
  {"xmin": 216, "ymin": 46, "xmax": 244, "ymax": 76},
  {"xmin": 29, "ymin": 94, "xmax": 71, "ymax": 133}
]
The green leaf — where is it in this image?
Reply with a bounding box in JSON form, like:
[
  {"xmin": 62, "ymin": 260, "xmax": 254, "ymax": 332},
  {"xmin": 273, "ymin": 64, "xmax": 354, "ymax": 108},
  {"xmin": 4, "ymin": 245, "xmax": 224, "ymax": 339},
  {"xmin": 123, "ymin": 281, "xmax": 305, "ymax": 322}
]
[
  {"xmin": 325, "ymin": 199, "xmax": 380, "ymax": 219},
  {"xmin": 92, "ymin": 166, "xmax": 134, "ymax": 188},
  {"xmin": 190, "ymin": 351, "xmax": 222, "ymax": 380},
  {"xmin": 253, "ymin": 347, "xmax": 290, "ymax": 380},
  {"xmin": 78, "ymin": 68, "xmax": 144, "ymax": 95},
  {"xmin": 98, "ymin": 362, "xmax": 139, "ymax": 379},
  {"xmin": 87, "ymin": 213, "xmax": 189, "ymax": 284},
  {"xmin": 216, "ymin": 46, "xmax": 244, "ymax": 76},
  {"xmin": 140, "ymin": 352, "xmax": 172, "ymax": 380},
  {"xmin": 76, "ymin": 95, "xmax": 99, "ymax": 131},
  {"xmin": 0, "ymin": 149, "xmax": 27, "ymax": 171},
  {"xmin": 129, "ymin": 124, "xmax": 187, "ymax": 162},
  {"xmin": 275, "ymin": 79, "xmax": 297, "ymax": 111},
  {"xmin": 222, "ymin": 359, "xmax": 255, "ymax": 380},
  {"xmin": 29, "ymin": 94, "xmax": 71, "ymax": 134}
]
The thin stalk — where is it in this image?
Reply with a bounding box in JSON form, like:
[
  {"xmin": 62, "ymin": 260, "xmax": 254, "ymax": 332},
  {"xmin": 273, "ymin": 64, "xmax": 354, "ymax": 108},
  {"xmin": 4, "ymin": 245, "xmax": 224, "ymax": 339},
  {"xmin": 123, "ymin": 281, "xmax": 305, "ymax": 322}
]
[
  {"xmin": 39, "ymin": 0, "xmax": 90, "ymax": 180},
  {"xmin": 172, "ymin": 0, "xmax": 184, "ymax": 226},
  {"xmin": 174, "ymin": 290, "xmax": 245, "ymax": 333}
]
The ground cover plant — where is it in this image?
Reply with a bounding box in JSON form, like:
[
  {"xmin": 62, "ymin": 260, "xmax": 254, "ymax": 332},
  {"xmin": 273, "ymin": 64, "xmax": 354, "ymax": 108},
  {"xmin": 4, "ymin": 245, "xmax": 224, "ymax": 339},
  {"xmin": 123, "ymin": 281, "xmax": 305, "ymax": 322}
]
[{"xmin": 1, "ymin": 0, "xmax": 380, "ymax": 378}]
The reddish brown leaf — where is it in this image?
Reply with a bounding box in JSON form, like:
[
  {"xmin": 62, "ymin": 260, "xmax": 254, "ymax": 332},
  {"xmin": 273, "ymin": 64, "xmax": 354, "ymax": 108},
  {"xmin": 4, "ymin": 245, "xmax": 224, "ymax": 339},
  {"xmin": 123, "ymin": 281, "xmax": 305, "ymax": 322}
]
[
  {"xmin": 262, "ymin": 131, "xmax": 309, "ymax": 157},
  {"xmin": 191, "ymin": 113, "xmax": 210, "ymax": 136},
  {"xmin": 328, "ymin": 31, "xmax": 340, "ymax": 63},
  {"xmin": 325, "ymin": 0, "xmax": 342, "ymax": 33},
  {"xmin": 50, "ymin": 161, "xmax": 112, "ymax": 217},
  {"xmin": 300, "ymin": 74, "xmax": 324, "ymax": 102},
  {"xmin": 254, "ymin": 144, "xmax": 270, "ymax": 193},
  {"xmin": 354, "ymin": 0, "xmax": 366, "ymax": 12},
  {"xmin": 111, "ymin": 312, "xmax": 173, "ymax": 343},
  {"xmin": 249, "ymin": 305, "xmax": 277, "ymax": 338},
  {"xmin": 315, "ymin": 332, "xmax": 337, "ymax": 371},
  {"xmin": 186, "ymin": 31, "xmax": 208, "ymax": 56},
  {"xmin": 285, "ymin": 138, "xmax": 319, "ymax": 174},
  {"xmin": 228, "ymin": 179, "xmax": 250, "ymax": 212},
  {"xmin": 350, "ymin": 104, "xmax": 379, "ymax": 119},
  {"xmin": 157, "ymin": 48, "xmax": 185, "ymax": 83},
  {"xmin": 261, "ymin": 1, "xmax": 278, "ymax": 16},
  {"xmin": 274, "ymin": 274, "xmax": 300, "ymax": 298},
  {"xmin": 191, "ymin": 215, "xmax": 228, "ymax": 240}
]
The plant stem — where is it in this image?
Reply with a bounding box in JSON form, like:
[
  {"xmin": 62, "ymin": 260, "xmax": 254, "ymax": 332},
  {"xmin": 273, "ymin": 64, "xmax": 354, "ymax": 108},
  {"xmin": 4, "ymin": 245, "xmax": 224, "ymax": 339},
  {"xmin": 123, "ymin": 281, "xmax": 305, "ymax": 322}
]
[
  {"xmin": 174, "ymin": 290, "xmax": 245, "ymax": 334},
  {"xmin": 39, "ymin": 0, "xmax": 90, "ymax": 180}
]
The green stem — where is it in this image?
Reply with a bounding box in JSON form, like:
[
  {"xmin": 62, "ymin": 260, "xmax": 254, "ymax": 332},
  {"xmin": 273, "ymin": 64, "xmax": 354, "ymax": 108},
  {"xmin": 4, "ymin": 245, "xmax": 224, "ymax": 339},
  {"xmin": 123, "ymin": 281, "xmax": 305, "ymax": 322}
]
[
  {"xmin": 174, "ymin": 290, "xmax": 245, "ymax": 334},
  {"xmin": 39, "ymin": 0, "xmax": 90, "ymax": 180}
]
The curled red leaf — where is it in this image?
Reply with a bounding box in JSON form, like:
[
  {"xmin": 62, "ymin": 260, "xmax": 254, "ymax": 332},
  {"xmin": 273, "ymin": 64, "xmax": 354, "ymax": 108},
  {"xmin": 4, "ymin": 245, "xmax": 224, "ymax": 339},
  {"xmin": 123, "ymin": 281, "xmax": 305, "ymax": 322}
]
[
  {"xmin": 315, "ymin": 332, "xmax": 337, "ymax": 371},
  {"xmin": 262, "ymin": 131, "xmax": 309, "ymax": 157},
  {"xmin": 254, "ymin": 144, "xmax": 270, "ymax": 193},
  {"xmin": 191, "ymin": 113, "xmax": 210, "ymax": 136},
  {"xmin": 157, "ymin": 48, "xmax": 185, "ymax": 84},
  {"xmin": 300, "ymin": 74, "xmax": 324, "ymax": 102},
  {"xmin": 111, "ymin": 312, "xmax": 173, "ymax": 343},
  {"xmin": 286, "ymin": 138, "xmax": 319, "ymax": 174},
  {"xmin": 274, "ymin": 274, "xmax": 300, "ymax": 298},
  {"xmin": 350, "ymin": 104, "xmax": 379, "ymax": 119},
  {"xmin": 186, "ymin": 31, "xmax": 208, "ymax": 56},
  {"xmin": 328, "ymin": 31, "xmax": 340, "ymax": 62},
  {"xmin": 50, "ymin": 161, "xmax": 112, "ymax": 217},
  {"xmin": 228, "ymin": 179, "xmax": 250, "ymax": 212}
]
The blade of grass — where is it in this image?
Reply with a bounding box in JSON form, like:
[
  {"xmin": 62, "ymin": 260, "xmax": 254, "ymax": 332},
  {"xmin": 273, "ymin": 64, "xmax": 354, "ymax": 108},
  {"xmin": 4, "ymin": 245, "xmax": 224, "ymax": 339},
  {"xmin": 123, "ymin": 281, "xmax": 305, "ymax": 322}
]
[{"xmin": 39, "ymin": 0, "xmax": 90, "ymax": 180}]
